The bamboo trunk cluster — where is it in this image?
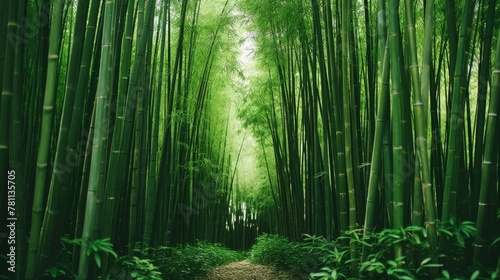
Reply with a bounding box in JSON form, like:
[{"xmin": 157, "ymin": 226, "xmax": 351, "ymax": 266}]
[{"xmin": 1, "ymin": 0, "xmax": 500, "ymax": 278}]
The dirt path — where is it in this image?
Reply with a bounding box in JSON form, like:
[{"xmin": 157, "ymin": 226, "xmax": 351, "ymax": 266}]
[{"xmin": 200, "ymin": 260, "xmax": 291, "ymax": 280}]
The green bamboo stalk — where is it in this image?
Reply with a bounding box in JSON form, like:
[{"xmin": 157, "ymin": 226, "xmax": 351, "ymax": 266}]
[
  {"xmin": 77, "ymin": 0, "xmax": 115, "ymax": 277},
  {"xmin": 441, "ymin": 0, "xmax": 474, "ymax": 234},
  {"xmin": 363, "ymin": 0, "xmax": 375, "ymax": 165},
  {"xmin": 341, "ymin": 0, "xmax": 358, "ymax": 275},
  {"xmin": 129, "ymin": 82, "xmax": 145, "ymax": 255},
  {"xmin": 311, "ymin": 0, "xmax": 328, "ymax": 239},
  {"xmin": 67, "ymin": 0, "xmax": 101, "ymax": 263},
  {"xmin": 421, "ymin": 0, "xmax": 439, "ymax": 258},
  {"xmin": 101, "ymin": 0, "xmax": 136, "ymax": 252},
  {"xmin": 387, "ymin": 0, "xmax": 405, "ymax": 263},
  {"xmin": 9, "ymin": 1, "xmax": 27, "ymax": 278},
  {"xmin": 473, "ymin": 27, "xmax": 500, "ymax": 265},
  {"xmin": 374, "ymin": 0, "xmax": 394, "ymax": 229},
  {"xmin": 362, "ymin": 39, "xmax": 390, "ymax": 263},
  {"xmin": 37, "ymin": 0, "xmax": 91, "ymax": 273},
  {"xmin": 383, "ymin": 120, "xmax": 394, "ymax": 228},
  {"xmin": 0, "ymin": 0, "xmax": 6, "ymax": 95},
  {"xmin": 322, "ymin": 0, "xmax": 338, "ymax": 239},
  {"xmin": 445, "ymin": 0, "xmax": 458, "ymax": 80},
  {"xmin": 25, "ymin": 1, "xmax": 65, "ymax": 278},
  {"xmin": 143, "ymin": 0, "xmax": 168, "ymax": 248},
  {"xmin": 158, "ymin": 0, "xmax": 189, "ymax": 245},
  {"xmin": 472, "ymin": 0, "xmax": 496, "ymax": 218},
  {"xmin": 0, "ymin": 0, "xmax": 19, "ymax": 216},
  {"xmin": 92, "ymin": 0, "xmax": 120, "ymax": 244},
  {"xmin": 405, "ymin": 0, "xmax": 438, "ymax": 274}
]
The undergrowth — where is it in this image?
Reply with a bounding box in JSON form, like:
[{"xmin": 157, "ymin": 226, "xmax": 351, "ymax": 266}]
[
  {"xmin": 109, "ymin": 241, "xmax": 244, "ymax": 280},
  {"xmin": 157, "ymin": 241, "xmax": 244, "ymax": 279},
  {"xmin": 249, "ymin": 233, "xmax": 321, "ymax": 278},
  {"xmin": 37, "ymin": 217, "xmax": 500, "ymax": 279},
  {"xmin": 249, "ymin": 221, "xmax": 500, "ymax": 280},
  {"xmin": 43, "ymin": 238, "xmax": 243, "ymax": 280}
]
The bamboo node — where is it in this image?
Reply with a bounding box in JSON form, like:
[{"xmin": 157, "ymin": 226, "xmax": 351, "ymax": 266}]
[
  {"xmin": 487, "ymin": 113, "xmax": 497, "ymax": 116},
  {"xmin": 48, "ymin": 54, "xmax": 59, "ymax": 59}
]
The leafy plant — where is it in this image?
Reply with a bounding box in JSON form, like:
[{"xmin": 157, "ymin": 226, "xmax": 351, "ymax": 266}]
[
  {"xmin": 41, "ymin": 236, "xmax": 79, "ymax": 278},
  {"xmin": 249, "ymin": 234, "xmax": 311, "ymax": 271},
  {"xmin": 438, "ymin": 219, "xmax": 477, "ymax": 248},
  {"xmin": 310, "ymin": 267, "xmax": 347, "ymax": 280},
  {"xmin": 119, "ymin": 256, "xmax": 162, "ymax": 280},
  {"xmin": 62, "ymin": 237, "xmax": 118, "ymax": 268},
  {"xmin": 154, "ymin": 241, "xmax": 244, "ymax": 280},
  {"xmin": 43, "ymin": 266, "xmax": 66, "ymax": 278}
]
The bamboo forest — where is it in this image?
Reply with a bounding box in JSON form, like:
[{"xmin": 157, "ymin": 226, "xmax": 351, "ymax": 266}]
[{"xmin": 1, "ymin": 0, "xmax": 500, "ymax": 279}]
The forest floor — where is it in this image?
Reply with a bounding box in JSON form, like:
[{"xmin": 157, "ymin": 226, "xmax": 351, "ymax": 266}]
[{"xmin": 199, "ymin": 260, "xmax": 291, "ymax": 280}]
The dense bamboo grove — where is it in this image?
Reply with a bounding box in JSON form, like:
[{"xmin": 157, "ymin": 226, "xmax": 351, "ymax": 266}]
[
  {"xmin": 0, "ymin": 0, "xmax": 260, "ymax": 278},
  {"xmin": 0, "ymin": 0, "xmax": 500, "ymax": 278},
  {"xmin": 238, "ymin": 0, "xmax": 500, "ymax": 276}
]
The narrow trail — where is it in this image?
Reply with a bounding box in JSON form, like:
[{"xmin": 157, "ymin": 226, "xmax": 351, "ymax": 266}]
[{"xmin": 200, "ymin": 260, "xmax": 290, "ymax": 280}]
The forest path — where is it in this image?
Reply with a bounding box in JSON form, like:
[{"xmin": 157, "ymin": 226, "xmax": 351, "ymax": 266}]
[{"xmin": 201, "ymin": 260, "xmax": 290, "ymax": 280}]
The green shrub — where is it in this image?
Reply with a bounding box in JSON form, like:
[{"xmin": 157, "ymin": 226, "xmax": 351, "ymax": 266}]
[
  {"xmin": 105, "ymin": 241, "xmax": 244, "ymax": 279},
  {"xmin": 309, "ymin": 222, "xmax": 499, "ymax": 280},
  {"xmin": 155, "ymin": 241, "xmax": 244, "ymax": 279},
  {"xmin": 249, "ymin": 233, "xmax": 319, "ymax": 278},
  {"xmin": 112, "ymin": 255, "xmax": 162, "ymax": 280}
]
